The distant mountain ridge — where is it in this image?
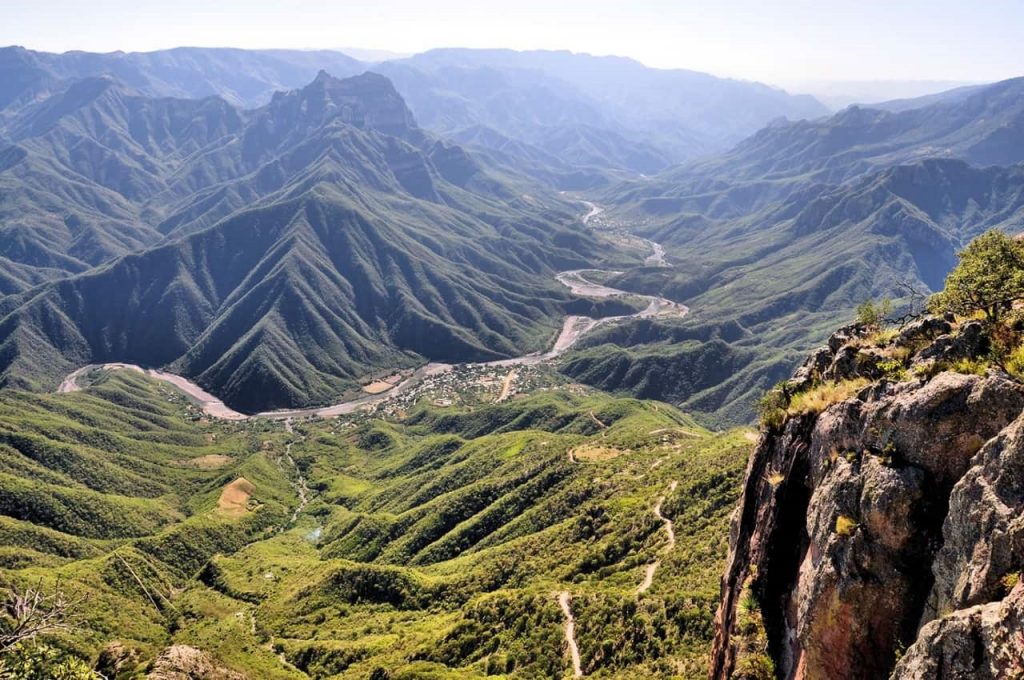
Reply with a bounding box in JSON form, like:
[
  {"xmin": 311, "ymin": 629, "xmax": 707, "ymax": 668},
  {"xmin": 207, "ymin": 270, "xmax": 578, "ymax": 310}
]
[{"xmin": 0, "ymin": 45, "xmax": 830, "ymax": 179}]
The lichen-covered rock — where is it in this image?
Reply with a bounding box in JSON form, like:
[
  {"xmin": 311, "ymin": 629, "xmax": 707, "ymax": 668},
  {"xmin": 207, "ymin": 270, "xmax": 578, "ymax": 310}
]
[
  {"xmin": 895, "ymin": 317, "xmax": 952, "ymax": 349},
  {"xmin": 925, "ymin": 412, "xmax": 1024, "ymax": 622},
  {"xmin": 710, "ymin": 317, "xmax": 1024, "ymax": 680},
  {"xmin": 861, "ymin": 372, "xmax": 1023, "ymax": 486},
  {"xmin": 892, "ymin": 584, "xmax": 1024, "ymax": 680},
  {"xmin": 828, "ymin": 324, "xmax": 870, "ymax": 353},
  {"xmin": 789, "ymin": 347, "xmax": 832, "ymax": 392},
  {"xmin": 912, "ymin": 320, "xmax": 989, "ymax": 367}
]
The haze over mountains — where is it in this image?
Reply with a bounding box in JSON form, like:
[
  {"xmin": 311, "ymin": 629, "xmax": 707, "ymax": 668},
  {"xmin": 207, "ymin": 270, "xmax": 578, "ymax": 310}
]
[
  {"xmin": 0, "ymin": 45, "xmax": 828, "ymax": 178},
  {"xmin": 0, "ymin": 43, "xmax": 1023, "ymax": 422}
]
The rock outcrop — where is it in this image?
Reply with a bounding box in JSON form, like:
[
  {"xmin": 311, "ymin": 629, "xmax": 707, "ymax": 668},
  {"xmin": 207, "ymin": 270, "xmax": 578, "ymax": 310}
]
[
  {"xmin": 711, "ymin": 317, "xmax": 1024, "ymax": 680},
  {"xmin": 145, "ymin": 645, "xmax": 246, "ymax": 680}
]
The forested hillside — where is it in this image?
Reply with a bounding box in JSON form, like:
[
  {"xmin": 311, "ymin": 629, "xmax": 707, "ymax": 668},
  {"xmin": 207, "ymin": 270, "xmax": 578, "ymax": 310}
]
[{"xmin": 0, "ymin": 370, "xmax": 750, "ymax": 678}]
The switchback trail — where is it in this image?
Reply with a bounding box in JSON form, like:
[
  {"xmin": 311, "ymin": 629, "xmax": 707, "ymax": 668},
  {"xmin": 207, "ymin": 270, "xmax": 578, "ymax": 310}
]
[
  {"xmin": 637, "ymin": 480, "xmax": 678, "ymax": 594},
  {"xmin": 56, "ymin": 205, "xmax": 686, "ymax": 422},
  {"xmin": 558, "ymin": 591, "xmax": 583, "ymax": 677}
]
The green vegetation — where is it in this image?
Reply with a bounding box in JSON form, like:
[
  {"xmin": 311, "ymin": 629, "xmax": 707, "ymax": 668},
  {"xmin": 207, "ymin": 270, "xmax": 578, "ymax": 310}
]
[
  {"xmin": 856, "ymin": 298, "xmax": 893, "ymax": 329},
  {"xmin": 756, "ymin": 385, "xmax": 789, "ymax": 430},
  {"xmin": 729, "ymin": 580, "xmax": 774, "ymax": 680},
  {"xmin": 929, "ymin": 230, "xmax": 1024, "ymax": 323},
  {"xmin": 0, "ymin": 371, "xmax": 751, "ymax": 678},
  {"xmin": 0, "ymin": 642, "xmax": 100, "ymax": 679}
]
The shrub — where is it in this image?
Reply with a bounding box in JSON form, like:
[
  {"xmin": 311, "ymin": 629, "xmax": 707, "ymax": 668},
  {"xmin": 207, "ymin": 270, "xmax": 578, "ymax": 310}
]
[
  {"xmin": 1001, "ymin": 572, "xmax": 1020, "ymax": 594},
  {"xmin": 856, "ymin": 298, "xmax": 893, "ymax": 329},
  {"xmin": 756, "ymin": 385, "xmax": 789, "ymax": 429},
  {"xmin": 0, "ymin": 642, "xmax": 100, "ymax": 680},
  {"xmin": 949, "ymin": 358, "xmax": 990, "ymax": 376},
  {"xmin": 876, "ymin": 358, "xmax": 908, "ymax": 382},
  {"xmin": 734, "ymin": 653, "xmax": 776, "ymax": 680}
]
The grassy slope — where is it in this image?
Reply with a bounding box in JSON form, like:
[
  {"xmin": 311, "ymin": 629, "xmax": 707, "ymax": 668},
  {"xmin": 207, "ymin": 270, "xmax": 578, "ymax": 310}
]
[{"xmin": 0, "ymin": 373, "xmax": 750, "ymax": 679}]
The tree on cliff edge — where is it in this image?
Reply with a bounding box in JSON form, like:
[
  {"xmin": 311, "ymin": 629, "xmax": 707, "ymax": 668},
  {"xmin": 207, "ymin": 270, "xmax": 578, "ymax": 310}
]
[{"xmin": 929, "ymin": 229, "xmax": 1024, "ymax": 323}]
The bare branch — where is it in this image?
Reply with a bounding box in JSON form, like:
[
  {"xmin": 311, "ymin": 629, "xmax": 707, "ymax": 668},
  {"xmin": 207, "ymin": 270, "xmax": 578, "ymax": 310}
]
[{"xmin": 0, "ymin": 581, "xmax": 87, "ymax": 654}]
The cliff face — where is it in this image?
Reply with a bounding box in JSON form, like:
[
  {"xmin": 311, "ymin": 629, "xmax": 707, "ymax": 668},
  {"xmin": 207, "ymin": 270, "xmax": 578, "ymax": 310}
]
[{"xmin": 711, "ymin": 317, "xmax": 1024, "ymax": 680}]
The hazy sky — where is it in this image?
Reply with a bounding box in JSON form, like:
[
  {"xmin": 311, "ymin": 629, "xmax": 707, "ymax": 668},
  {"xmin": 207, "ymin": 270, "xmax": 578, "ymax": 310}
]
[{"xmin": 2, "ymin": 0, "xmax": 1022, "ymax": 88}]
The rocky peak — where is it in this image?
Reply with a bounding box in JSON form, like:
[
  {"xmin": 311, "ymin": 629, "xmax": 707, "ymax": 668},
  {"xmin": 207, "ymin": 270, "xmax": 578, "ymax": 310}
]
[
  {"xmin": 244, "ymin": 71, "xmax": 423, "ymax": 166},
  {"xmin": 711, "ymin": 316, "xmax": 1024, "ymax": 679},
  {"xmin": 267, "ymin": 70, "xmax": 418, "ymax": 139}
]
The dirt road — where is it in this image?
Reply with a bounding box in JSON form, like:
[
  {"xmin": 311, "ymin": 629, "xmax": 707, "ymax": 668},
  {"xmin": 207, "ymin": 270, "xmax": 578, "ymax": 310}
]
[
  {"xmin": 496, "ymin": 369, "xmax": 517, "ymax": 402},
  {"xmin": 637, "ymin": 481, "xmax": 678, "ymax": 594},
  {"xmin": 637, "ymin": 561, "xmax": 659, "ymax": 594},
  {"xmin": 558, "ymin": 591, "xmax": 583, "ymax": 677}
]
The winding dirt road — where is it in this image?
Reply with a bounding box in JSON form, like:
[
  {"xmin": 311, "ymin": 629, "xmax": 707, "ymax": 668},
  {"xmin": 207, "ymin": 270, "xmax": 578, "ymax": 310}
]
[
  {"xmin": 56, "ymin": 205, "xmax": 686, "ymax": 423},
  {"xmin": 654, "ymin": 491, "xmax": 676, "ymax": 549},
  {"xmin": 558, "ymin": 591, "xmax": 583, "ymax": 677},
  {"xmin": 637, "ymin": 481, "xmax": 678, "ymax": 594}
]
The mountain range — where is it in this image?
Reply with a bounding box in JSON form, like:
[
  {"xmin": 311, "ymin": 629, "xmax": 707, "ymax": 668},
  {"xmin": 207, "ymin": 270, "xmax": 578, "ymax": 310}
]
[
  {"xmin": 0, "ymin": 45, "xmax": 829, "ymax": 181},
  {"xmin": 0, "ymin": 68, "xmax": 615, "ymax": 411},
  {"xmin": 2, "ymin": 45, "xmax": 1024, "ymax": 423}
]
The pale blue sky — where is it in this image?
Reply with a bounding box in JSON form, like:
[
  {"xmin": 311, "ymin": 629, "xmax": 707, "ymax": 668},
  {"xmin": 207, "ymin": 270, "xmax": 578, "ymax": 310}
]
[{"xmin": 2, "ymin": 0, "xmax": 1022, "ymax": 87}]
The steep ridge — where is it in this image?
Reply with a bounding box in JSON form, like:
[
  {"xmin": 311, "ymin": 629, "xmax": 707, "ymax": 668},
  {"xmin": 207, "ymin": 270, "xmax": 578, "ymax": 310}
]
[
  {"xmin": 711, "ymin": 317, "xmax": 1024, "ymax": 679},
  {"xmin": 617, "ymin": 75, "xmax": 1024, "ymax": 209},
  {"xmin": 0, "ymin": 71, "xmax": 627, "ymax": 411},
  {"xmin": 0, "ymin": 76, "xmax": 248, "ymax": 278},
  {"xmin": 0, "ymin": 45, "xmax": 365, "ymax": 110}
]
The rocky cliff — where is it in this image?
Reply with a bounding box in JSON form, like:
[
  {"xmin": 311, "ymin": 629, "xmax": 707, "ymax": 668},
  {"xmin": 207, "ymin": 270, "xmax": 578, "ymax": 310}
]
[{"xmin": 711, "ymin": 316, "xmax": 1024, "ymax": 679}]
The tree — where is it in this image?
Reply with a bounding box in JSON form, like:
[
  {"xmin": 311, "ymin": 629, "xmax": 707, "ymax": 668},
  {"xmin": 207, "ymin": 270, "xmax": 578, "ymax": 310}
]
[
  {"xmin": 0, "ymin": 583, "xmax": 83, "ymax": 654},
  {"xmin": 0, "ymin": 642, "xmax": 101, "ymax": 680},
  {"xmin": 0, "ymin": 583, "xmax": 99, "ymax": 679},
  {"xmin": 929, "ymin": 230, "xmax": 1024, "ymax": 323}
]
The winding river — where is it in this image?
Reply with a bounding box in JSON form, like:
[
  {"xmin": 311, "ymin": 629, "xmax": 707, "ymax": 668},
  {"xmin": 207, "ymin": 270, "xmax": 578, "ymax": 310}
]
[{"xmin": 57, "ymin": 207, "xmax": 685, "ymax": 421}]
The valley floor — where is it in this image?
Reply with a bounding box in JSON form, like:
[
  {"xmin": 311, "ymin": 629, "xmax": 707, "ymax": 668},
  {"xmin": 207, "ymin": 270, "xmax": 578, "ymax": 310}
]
[{"xmin": 57, "ymin": 257, "xmax": 686, "ymax": 422}]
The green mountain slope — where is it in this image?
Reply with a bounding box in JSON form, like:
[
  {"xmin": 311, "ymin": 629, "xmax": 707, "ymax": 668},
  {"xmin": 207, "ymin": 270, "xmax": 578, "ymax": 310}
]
[
  {"xmin": 567, "ymin": 159, "xmax": 1024, "ymax": 426},
  {"xmin": 0, "ymin": 71, "xmax": 620, "ymax": 411},
  {"xmin": 0, "ymin": 370, "xmax": 750, "ymax": 679}
]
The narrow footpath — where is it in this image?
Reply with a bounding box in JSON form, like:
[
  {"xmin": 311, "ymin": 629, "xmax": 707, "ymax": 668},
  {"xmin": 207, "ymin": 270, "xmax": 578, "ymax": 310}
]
[{"xmin": 558, "ymin": 591, "xmax": 583, "ymax": 677}]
